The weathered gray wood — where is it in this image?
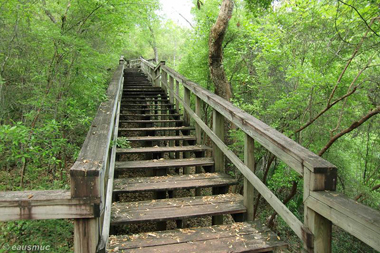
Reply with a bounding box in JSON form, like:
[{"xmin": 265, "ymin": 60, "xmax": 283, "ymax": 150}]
[
  {"xmin": 116, "ymin": 157, "xmax": 214, "ymax": 170},
  {"xmin": 108, "ymin": 222, "xmax": 287, "ymax": 252},
  {"xmin": 212, "ymin": 110, "xmax": 225, "ymax": 225},
  {"xmin": 160, "ymin": 65, "xmax": 336, "ymax": 176},
  {"xmin": 116, "ymin": 145, "xmax": 211, "ymax": 154},
  {"xmin": 70, "ymin": 59, "xmax": 124, "ymax": 253},
  {"xmin": 184, "ymin": 87, "xmax": 191, "ymax": 125},
  {"xmin": 119, "ymin": 119, "xmax": 183, "ymax": 123},
  {"xmin": 74, "ymin": 218, "xmax": 98, "ymax": 253},
  {"xmin": 111, "ymin": 193, "xmax": 245, "ymax": 224},
  {"xmin": 169, "ymin": 75, "xmax": 174, "ymax": 104},
  {"xmin": 98, "ymin": 89, "xmax": 122, "ymax": 252},
  {"xmin": 175, "ymin": 80, "xmax": 180, "ymax": 113},
  {"xmin": 119, "ymin": 126, "xmax": 193, "ymax": 131},
  {"xmin": 244, "ymin": 134, "xmax": 255, "ymax": 221},
  {"xmin": 113, "ymin": 173, "xmax": 237, "ymax": 193},
  {"xmin": 125, "ymin": 136, "xmax": 196, "ymax": 142},
  {"xmin": 166, "ymin": 88, "xmax": 308, "ymax": 241},
  {"xmin": 306, "ymin": 192, "xmax": 380, "ymax": 251},
  {"xmin": 120, "ymin": 113, "xmax": 180, "ymax": 117},
  {"xmin": 212, "ymin": 110, "xmax": 225, "ymax": 174},
  {"xmin": 0, "ymin": 190, "xmax": 98, "ymax": 221},
  {"xmin": 195, "ymin": 96, "xmax": 202, "ymax": 144},
  {"xmin": 303, "ymin": 168, "xmax": 333, "ymax": 251}
]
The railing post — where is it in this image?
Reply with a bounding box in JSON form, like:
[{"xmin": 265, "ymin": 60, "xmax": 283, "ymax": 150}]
[
  {"xmin": 169, "ymin": 75, "xmax": 174, "ymax": 104},
  {"xmin": 244, "ymin": 134, "xmax": 255, "ymax": 221},
  {"xmin": 195, "ymin": 96, "xmax": 202, "ymax": 144},
  {"xmin": 71, "ymin": 172, "xmax": 100, "ymax": 253},
  {"xmin": 183, "ymin": 87, "xmax": 190, "ymax": 125},
  {"xmin": 175, "ymin": 80, "xmax": 180, "ymax": 113},
  {"xmin": 304, "ymin": 168, "xmax": 336, "ymax": 252},
  {"xmin": 212, "ymin": 110, "xmax": 225, "ymax": 225}
]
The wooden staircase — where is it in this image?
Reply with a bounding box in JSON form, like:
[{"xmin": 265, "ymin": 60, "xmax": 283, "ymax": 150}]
[{"xmin": 106, "ymin": 68, "xmax": 287, "ymax": 252}]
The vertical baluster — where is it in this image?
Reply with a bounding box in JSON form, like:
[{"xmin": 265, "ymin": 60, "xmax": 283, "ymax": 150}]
[{"xmin": 244, "ymin": 134, "xmax": 255, "ymax": 221}]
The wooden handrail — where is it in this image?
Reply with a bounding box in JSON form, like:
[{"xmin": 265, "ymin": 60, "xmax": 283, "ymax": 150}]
[{"xmin": 137, "ymin": 57, "xmax": 380, "ymax": 252}]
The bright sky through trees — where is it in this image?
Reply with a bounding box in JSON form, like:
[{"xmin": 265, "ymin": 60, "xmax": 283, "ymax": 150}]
[{"xmin": 159, "ymin": 0, "xmax": 194, "ymax": 27}]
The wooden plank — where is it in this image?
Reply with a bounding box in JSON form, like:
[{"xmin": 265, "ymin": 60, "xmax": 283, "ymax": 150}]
[
  {"xmin": 119, "ymin": 119, "xmax": 183, "ymax": 123},
  {"xmin": 125, "ymin": 136, "xmax": 196, "ymax": 142},
  {"xmin": 161, "ymin": 65, "xmax": 336, "ymax": 175},
  {"xmin": 115, "ymin": 158, "xmax": 214, "ymax": 170},
  {"xmin": 70, "ymin": 63, "xmax": 124, "ymax": 178},
  {"xmin": 121, "ymin": 104, "xmax": 173, "ymax": 107},
  {"xmin": 195, "ymin": 96, "xmax": 202, "ymax": 144},
  {"xmin": 0, "ymin": 190, "xmax": 99, "ymax": 221},
  {"xmin": 108, "ymin": 222, "xmax": 287, "ymax": 252},
  {"xmin": 167, "ymin": 89, "xmax": 308, "ymax": 242},
  {"xmin": 116, "ymin": 145, "xmax": 211, "ymax": 154},
  {"xmin": 244, "ymin": 134, "xmax": 255, "ymax": 221},
  {"xmin": 306, "ymin": 192, "xmax": 380, "ymax": 251},
  {"xmin": 113, "ymin": 173, "xmax": 237, "ymax": 193},
  {"xmin": 119, "ymin": 126, "xmax": 193, "ymax": 131},
  {"xmin": 120, "ymin": 114, "xmax": 180, "ymax": 117},
  {"xmin": 111, "ymin": 193, "xmax": 245, "ymax": 224},
  {"xmin": 184, "ymin": 87, "xmax": 190, "ymax": 125}
]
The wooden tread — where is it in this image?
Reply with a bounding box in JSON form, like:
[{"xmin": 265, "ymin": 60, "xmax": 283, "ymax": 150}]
[
  {"xmin": 120, "ymin": 113, "xmax": 180, "ymax": 117},
  {"xmin": 115, "ymin": 157, "xmax": 214, "ymax": 170},
  {"xmin": 119, "ymin": 126, "xmax": 193, "ymax": 131},
  {"xmin": 119, "ymin": 119, "xmax": 183, "ymax": 123},
  {"xmin": 121, "ymin": 104, "xmax": 173, "ymax": 107},
  {"xmin": 117, "ymin": 145, "xmax": 211, "ymax": 154},
  {"xmin": 125, "ymin": 136, "xmax": 196, "ymax": 142},
  {"xmin": 121, "ymin": 109, "xmax": 177, "ymax": 112},
  {"xmin": 113, "ymin": 173, "xmax": 237, "ymax": 193},
  {"xmin": 108, "ymin": 222, "xmax": 287, "ymax": 252},
  {"xmin": 111, "ymin": 193, "xmax": 245, "ymax": 224}
]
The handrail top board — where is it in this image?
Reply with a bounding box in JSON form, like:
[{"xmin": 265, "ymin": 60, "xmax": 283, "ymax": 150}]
[
  {"xmin": 151, "ymin": 63, "xmax": 336, "ymax": 175},
  {"xmin": 70, "ymin": 63, "xmax": 124, "ymax": 177}
]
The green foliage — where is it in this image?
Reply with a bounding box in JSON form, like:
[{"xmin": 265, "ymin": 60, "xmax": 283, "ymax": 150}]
[
  {"xmin": 0, "ymin": 0, "xmax": 161, "ymax": 250},
  {"xmin": 113, "ymin": 137, "xmax": 131, "ymax": 149}
]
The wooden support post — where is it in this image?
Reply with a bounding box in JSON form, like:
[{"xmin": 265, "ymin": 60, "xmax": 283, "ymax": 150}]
[
  {"xmin": 212, "ymin": 110, "xmax": 225, "ymax": 174},
  {"xmin": 161, "ymin": 70, "xmax": 167, "ymax": 94},
  {"xmin": 71, "ymin": 173, "xmax": 100, "ymax": 253},
  {"xmin": 212, "ymin": 110, "xmax": 225, "ymax": 225},
  {"xmin": 244, "ymin": 134, "xmax": 255, "ymax": 221},
  {"xmin": 303, "ymin": 168, "xmax": 336, "ymax": 252},
  {"xmin": 74, "ymin": 218, "xmax": 98, "ymax": 253},
  {"xmin": 195, "ymin": 96, "xmax": 203, "ymax": 196},
  {"xmin": 183, "ymin": 87, "xmax": 190, "ymax": 126},
  {"xmin": 195, "ymin": 96, "xmax": 202, "ymax": 144},
  {"xmin": 169, "ymin": 75, "xmax": 174, "ymax": 104},
  {"xmin": 175, "ymin": 80, "xmax": 180, "ymax": 113}
]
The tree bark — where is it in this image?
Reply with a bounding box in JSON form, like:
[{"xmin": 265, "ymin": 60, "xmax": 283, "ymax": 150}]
[{"xmin": 208, "ymin": 0, "xmax": 233, "ymax": 101}]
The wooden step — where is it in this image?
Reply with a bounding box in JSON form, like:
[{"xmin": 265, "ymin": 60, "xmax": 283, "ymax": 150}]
[
  {"xmin": 119, "ymin": 126, "xmax": 193, "ymax": 131},
  {"xmin": 121, "ymin": 109, "xmax": 177, "ymax": 112},
  {"xmin": 121, "ymin": 104, "xmax": 173, "ymax": 107},
  {"xmin": 124, "ymin": 88, "xmax": 163, "ymax": 91},
  {"xmin": 120, "ymin": 113, "xmax": 180, "ymax": 117},
  {"xmin": 117, "ymin": 145, "xmax": 211, "ymax": 154},
  {"xmin": 115, "ymin": 157, "xmax": 214, "ymax": 170},
  {"xmin": 113, "ymin": 173, "xmax": 237, "ymax": 193},
  {"xmin": 111, "ymin": 193, "xmax": 245, "ymax": 225},
  {"xmin": 108, "ymin": 222, "xmax": 287, "ymax": 252},
  {"xmin": 119, "ymin": 119, "xmax": 183, "ymax": 123},
  {"xmin": 125, "ymin": 136, "xmax": 196, "ymax": 142}
]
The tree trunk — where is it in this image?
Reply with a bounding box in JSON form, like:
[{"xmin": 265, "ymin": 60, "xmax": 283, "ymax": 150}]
[{"xmin": 208, "ymin": 0, "xmax": 233, "ymax": 101}]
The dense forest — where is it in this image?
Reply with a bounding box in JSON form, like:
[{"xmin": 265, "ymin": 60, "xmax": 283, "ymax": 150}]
[{"xmin": 0, "ymin": 0, "xmax": 379, "ymax": 252}]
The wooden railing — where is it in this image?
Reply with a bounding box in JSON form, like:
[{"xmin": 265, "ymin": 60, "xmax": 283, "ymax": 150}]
[
  {"xmin": 135, "ymin": 56, "xmax": 380, "ymax": 252},
  {"xmin": 0, "ymin": 57, "xmax": 125, "ymax": 253}
]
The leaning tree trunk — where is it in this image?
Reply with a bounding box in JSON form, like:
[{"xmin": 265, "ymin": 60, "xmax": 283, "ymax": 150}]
[{"xmin": 208, "ymin": 0, "xmax": 233, "ymax": 101}]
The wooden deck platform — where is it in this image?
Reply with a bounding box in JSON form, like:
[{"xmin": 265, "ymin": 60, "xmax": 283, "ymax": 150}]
[{"xmin": 108, "ymin": 222, "xmax": 287, "ymax": 252}]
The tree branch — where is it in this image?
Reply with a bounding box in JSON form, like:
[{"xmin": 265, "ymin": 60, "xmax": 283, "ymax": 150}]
[{"xmin": 318, "ymin": 106, "xmax": 380, "ymax": 156}]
